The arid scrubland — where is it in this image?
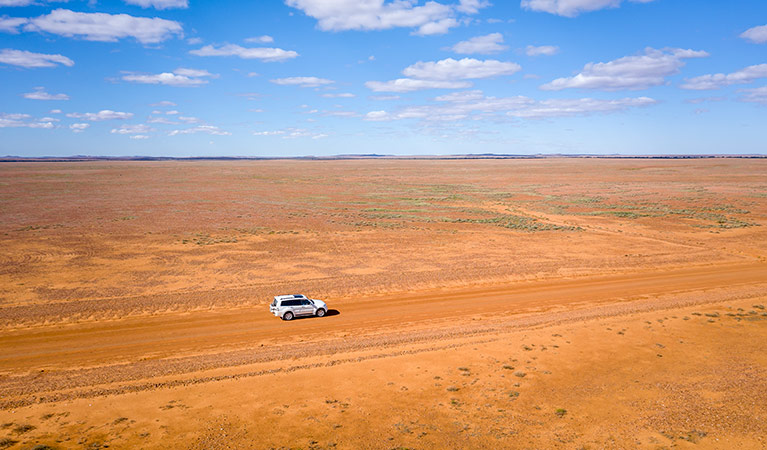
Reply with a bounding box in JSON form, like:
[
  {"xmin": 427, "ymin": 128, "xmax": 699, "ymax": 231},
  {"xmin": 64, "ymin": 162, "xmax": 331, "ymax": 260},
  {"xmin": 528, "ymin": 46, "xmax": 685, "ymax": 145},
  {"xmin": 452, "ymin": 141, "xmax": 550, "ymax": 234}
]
[{"xmin": 0, "ymin": 159, "xmax": 765, "ymax": 449}]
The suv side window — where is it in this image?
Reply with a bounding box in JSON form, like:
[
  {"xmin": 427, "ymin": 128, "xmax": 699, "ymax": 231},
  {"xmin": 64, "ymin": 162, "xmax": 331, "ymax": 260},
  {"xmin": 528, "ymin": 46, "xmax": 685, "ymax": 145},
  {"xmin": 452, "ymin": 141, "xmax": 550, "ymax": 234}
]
[
  {"xmin": 282, "ymin": 300, "xmax": 299, "ymax": 307},
  {"xmin": 301, "ymin": 300, "xmax": 311, "ymax": 305}
]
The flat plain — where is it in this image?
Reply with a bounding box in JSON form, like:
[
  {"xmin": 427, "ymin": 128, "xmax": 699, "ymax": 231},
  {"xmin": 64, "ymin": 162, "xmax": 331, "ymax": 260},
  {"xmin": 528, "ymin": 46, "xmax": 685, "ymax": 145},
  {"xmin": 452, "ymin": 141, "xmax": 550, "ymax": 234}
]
[{"xmin": 0, "ymin": 158, "xmax": 766, "ymax": 449}]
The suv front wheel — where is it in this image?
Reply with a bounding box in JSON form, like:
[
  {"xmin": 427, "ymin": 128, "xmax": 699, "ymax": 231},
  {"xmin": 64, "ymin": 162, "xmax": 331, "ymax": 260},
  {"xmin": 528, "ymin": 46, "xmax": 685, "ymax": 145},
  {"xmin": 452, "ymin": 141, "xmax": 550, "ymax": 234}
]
[
  {"xmin": 316, "ymin": 308, "xmax": 326, "ymax": 317},
  {"xmin": 283, "ymin": 311, "xmax": 294, "ymax": 321}
]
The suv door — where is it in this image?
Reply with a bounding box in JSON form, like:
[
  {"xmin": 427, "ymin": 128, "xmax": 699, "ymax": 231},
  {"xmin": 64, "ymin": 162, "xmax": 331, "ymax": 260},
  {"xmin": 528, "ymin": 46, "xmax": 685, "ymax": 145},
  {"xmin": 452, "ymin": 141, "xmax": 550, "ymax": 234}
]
[{"xmin": 299, "ymin": 299, "xmax": 313, "ymax": 316}]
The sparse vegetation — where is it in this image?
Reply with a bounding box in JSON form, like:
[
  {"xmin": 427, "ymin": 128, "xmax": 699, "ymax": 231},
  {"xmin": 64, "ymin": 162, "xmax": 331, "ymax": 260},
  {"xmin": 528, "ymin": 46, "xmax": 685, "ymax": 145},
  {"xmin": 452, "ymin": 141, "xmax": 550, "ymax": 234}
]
[
  {"xmin": 13, "ymin": 423, "xmax": 35, "ymax": 434},
  {"xmin": 555, "ymin": 408, "xmax": 567, "ymax": 417},
  {"xmin": 0, "ymin": 438, "xmax": 18, "ymax": 449}
]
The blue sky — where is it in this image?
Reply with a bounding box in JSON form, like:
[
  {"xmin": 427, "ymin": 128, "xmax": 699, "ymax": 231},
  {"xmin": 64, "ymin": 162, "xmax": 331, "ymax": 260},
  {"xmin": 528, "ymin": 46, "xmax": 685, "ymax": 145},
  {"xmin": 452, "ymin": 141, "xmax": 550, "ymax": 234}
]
[{"xmin": 1, "ymin": 0, "xmax": 765, "ymax": 157}]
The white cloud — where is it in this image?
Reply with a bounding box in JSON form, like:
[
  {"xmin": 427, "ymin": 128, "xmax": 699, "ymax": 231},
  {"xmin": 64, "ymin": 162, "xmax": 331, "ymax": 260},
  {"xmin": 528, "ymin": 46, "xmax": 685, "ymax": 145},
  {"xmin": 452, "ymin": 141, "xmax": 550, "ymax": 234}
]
[
  {"xmin": 370, "ymin": 95, "xmax": 400, "ymax": 100},
  {"xmin": 0, "ymin": 16, "xmax": 27, "ymax": 33},
  {"xmin": 740, "ymin": 24, "xmax": 767, "ymax": 44},
  {"xmin": 365, "ymin": 110, "xmax": 390, "ymax": 121},
  {"xmin": 434, "ymin": 90, "xmax": 485, "ymax": 102},
  {"xmin": 323, "ymin": 110, "xmax": 357, "ymax": 117},
  {"xmin": 450, "ymin": 33, "xmax": 508, "ymax": 55},
  {"xmin": 111, "ymin": 124, "xmax": 153, "ymax": 134},
  {"xmin": 270, "ymin": 76, "xmax": 334, "ymax": 87},
  {"xmin": 680, "ymin": 64, "xmax": 767, "ymax": 90},
  {"xmin": 169, "ymin": 125, "xmax": 230, "ymax": 136},
  {"xmin": 124, "ymin": 0, "xmax": 188, "ymax": 10},
  {"xmin": 403, "ymin": 58, "xmax": 521, "ymax": 80},
  {"xmin": 526, "ymin": 45, "xmax": 559, "ymax": 56},
  {"xmin": 244, "ymin": 35, "xmax": 274, "ymax": 43},
  {"xmin": 66, "ymin": 110, "xmax": 133, "ymax": 121},
  {"xmin": 738, "ymin": 86, "xmax": 767, "ymax": 105},
  {"xmin": 457, "ymin": 0, "xmax": 490, "ymax": 14},
  {"xmin": 69, "ymin": 123, "xmax": 89, "ymax": 133},
  {"xmin": 147, "ymin": 116, "xmax": 176, "ymax": 124},
  {"xmin": 521, "ymin": 0, "xmax": 655, "ymax": 18},
  {"xmin": 190, "ymin": 44, "xmax": 298, "ymax": 62},
  {"xmin": 506, "ymin": 96, "xmax": 656, "ymax": 118},
  {"xmin": 173, "ymin": 68, "xmax": 214, "ymax": 78},
  {"xmin": 20, "ymin": 9, "xmax": 183, "ymax": 44},
  {"xmin": 0, "ymin": 0, "xmax": 35, "ymax": 5},
  {"xmin": 254, "ymin": 127, "xmax": 327, "ymax": 139},
  {"xmin": 122, "ymin": 68, "xmax": 216, "ymax": 87},
  {"xmin": 364, "ymin": 90, "xmax": 656, "ymax": 122},
  {"xmin": 365, "ymin": 79, "xmax": 473, "ymax": 93},
  {"xmin": 23, "ymin": 87, "xmax": 69, "ymax": 100},
  {"xmin": 150, "ymin": 100, "xmax": 176, "ymax": 107},
  {"xmin": 414, "ymin": 18, "xmax": 457, "ymax": 36},
  {"xmin": 130, "ymin": 134, "xmax": 150, "ymax": 139},
  {"xmin": 0, "ymin": 112, "xmax": 55, "ymax": 128},
  {"xmin": 49, "ymin": 109, "xmax": 62, "ymax": 114},
  {"xmin": 321, "ymin": 92, "xmax": 355, "ymax": 98},
  {"xmin": 285, "ymin": 0, "xmax": 487, "ymax": 35},
  {"xmin": 368, "ymin": 57, "xmax": 522, "ymax": 93},
  {"xmin": 541, "ymin": 47, "xmax": 708, "ymax": 91},
  {"xmin": 0, "ymin": 48, "xmax": 73, "ymax": 68},
  {"xmin": 186, "ymin": 37, "xmax": 203, "ymax": 45}
]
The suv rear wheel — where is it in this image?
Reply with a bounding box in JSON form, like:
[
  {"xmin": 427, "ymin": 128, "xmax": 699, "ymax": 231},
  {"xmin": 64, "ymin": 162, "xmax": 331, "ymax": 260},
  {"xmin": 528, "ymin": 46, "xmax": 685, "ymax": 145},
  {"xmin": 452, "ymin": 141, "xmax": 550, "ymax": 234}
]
[
  {"xmin": 316, "ymin": 308, "xmax": 326, "ymax": 317},
  {"xmin": 283, "ymin": 311, "xmax": 294, "ymax": 321}
]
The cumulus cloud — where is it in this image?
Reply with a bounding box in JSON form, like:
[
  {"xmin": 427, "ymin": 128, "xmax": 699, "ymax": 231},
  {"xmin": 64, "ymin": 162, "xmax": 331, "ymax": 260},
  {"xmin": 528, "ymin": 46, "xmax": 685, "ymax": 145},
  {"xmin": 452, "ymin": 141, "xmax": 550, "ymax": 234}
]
[
  {"xmin": 521, "ymin": 0, "xmax": 655, "ymax": 18},
  {"xmin": 680, "ymin": 64, "xmax": 767, "ymax": 90},
  {"xmin": 285, "ymin": 0, "xmax": 488, "ymax": 35},
  {"xmin": 364, "ymin": 90, "xmax": 656, "ymax": 122},
  {"xmin": 450, "ymin": 33, "xmax": 508, "ymax": 55},
  {"xmin": 169, "ymin": 125, "xmax": 230, "ymax": 136},
  {"xmin": 130, "ymin": 134, "xmax": 150, "ymax": 139},
  {"xmin": 122, "ymin": 68, "xmax": 216, "ymax": 87},
  {"xmin": 124, "ymin": 0, "xmax": 188, "ymax": 9},
  {"xmin": 270, "ymin": 76, "xmax": 334, "ymax": 87},
  {"xmin": 69, "ymin": 123, "xmax": 90, "ymax": 133},
  {"xmin": 244, "ymin": 35, "xmax": 274, "ymax": 43},
  {"xmin": 541, "ymin": 47, "xmax": 708, "ymax": 91},
  {"xmin": 366, "ymin": 79, "xmax": 473, "ymax": 93},
  {"xmin": 367, "ymin": 57, "xmax": 521, "ymax": 92},
  {"xmin": 66, "ymin": 110, "xmax": 133, "ymax": 121},
  {"xmin": 14, "ymin": 9, "xmax": 183, "ymax": 44},
  {"xmin": 0, "ymin": 112, "xmax": 55, "ymax": 128},
  {"xmin": 23, "ymin": 87, "xmax": 69, "ymax": 100},
  {"xmin": 403, "ymin": 58, "xmax": 521, "ymax": 80},
  {"xmin": 190, "ymin": 44, "xmax": 298, "ymax": 61},
  {"xmin": 0, "ymin": 48, "xmax": 73, "ymax": 68},
  {"xmin": 738, "ymin": 86, "xmax": 767, "ymax": 105},
  {"xmin": 526, "ymin": 45, "xmax": 559, "ymax": 56},
  {"xmin": 111, "ymin": 124, "xmax": 153, "ymax": 134},
  {"xmin": 740, "ymin": 24, "xmax": 767, "ymax": 44},
  {"xmin": 321, "ymin": 92, "xmax": 356, "ymax": 98},
  {"xmin": 0, "ymin": 16, "xmax": 27, "ymax": 33}
]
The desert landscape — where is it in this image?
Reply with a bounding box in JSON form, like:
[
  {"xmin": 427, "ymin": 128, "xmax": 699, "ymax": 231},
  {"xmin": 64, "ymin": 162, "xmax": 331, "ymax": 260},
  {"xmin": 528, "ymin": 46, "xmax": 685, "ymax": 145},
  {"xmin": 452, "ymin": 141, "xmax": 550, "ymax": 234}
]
[{"xmin": 0, "ymin": 158, "xmax": 766, "ymax": 449}]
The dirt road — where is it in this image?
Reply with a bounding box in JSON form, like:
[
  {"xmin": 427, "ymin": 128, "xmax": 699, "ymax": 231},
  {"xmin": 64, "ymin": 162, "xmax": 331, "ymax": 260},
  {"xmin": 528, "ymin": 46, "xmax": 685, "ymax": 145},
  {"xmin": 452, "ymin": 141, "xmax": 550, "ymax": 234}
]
[{"xmin": 2, "ymin": 261, "xmax": 763, "ymax": 374}]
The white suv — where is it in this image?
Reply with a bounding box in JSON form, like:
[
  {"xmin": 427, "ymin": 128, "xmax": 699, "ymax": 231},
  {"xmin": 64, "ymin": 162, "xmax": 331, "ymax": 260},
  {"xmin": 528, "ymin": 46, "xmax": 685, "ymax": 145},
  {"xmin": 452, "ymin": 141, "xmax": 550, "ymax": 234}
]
[{"xmin": 270, "ymin": 294, "xmax": 328, "ymax": 321}]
